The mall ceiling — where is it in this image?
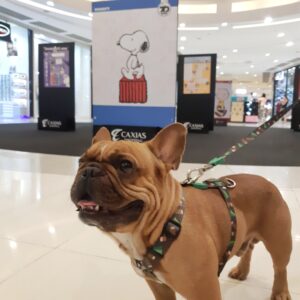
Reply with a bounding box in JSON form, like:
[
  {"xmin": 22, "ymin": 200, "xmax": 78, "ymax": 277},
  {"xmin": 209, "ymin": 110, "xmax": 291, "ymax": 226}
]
[{"xmin": 1, "ymin": 0, "xmax": 300, "ymax": 84}]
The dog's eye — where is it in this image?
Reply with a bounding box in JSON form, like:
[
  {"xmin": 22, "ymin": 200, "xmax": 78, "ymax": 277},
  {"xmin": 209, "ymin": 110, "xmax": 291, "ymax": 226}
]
[
  {"xmin": 119, "ymin": 160, "xmax": 133, "ymax": 173},
  {"xmin": 78, "ymin": 157, "xmax": 86, "ymax": 165}
]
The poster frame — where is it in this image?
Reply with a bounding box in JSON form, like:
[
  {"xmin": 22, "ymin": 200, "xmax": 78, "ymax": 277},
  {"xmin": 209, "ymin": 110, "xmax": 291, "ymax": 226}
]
[
  {"xmin": 38, "ymin": 42, "xmax": 75, "ymax": 131},
  {"xmin": 177, "ymin": 53, "xmax": 217, "ymax": 133}
]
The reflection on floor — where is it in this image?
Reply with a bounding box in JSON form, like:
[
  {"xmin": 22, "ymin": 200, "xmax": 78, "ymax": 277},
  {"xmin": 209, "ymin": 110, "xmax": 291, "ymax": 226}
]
[{"xmin": 0, "ymin": 149, "xmax": 299, "ymax": 300}]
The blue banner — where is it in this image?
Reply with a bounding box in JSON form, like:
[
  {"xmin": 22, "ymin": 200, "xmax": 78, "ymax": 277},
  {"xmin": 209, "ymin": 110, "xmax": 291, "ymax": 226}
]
[
  {"xmin": 93, "ymin": 0, "xmax": 178, "ymax": 13},
  {"xmin": 93, "ymin": 105, "xmax": 175, "ymax": 127}
]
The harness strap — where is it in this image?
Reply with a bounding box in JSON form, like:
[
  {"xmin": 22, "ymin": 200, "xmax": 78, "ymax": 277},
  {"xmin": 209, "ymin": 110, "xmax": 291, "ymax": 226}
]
[
  {"xmin": 134, "ymin": 197, "xmax": 185, "ymax": 280},
  {"xmin": 191, "ymin": 179, "xmax": 237, "ymax": 276},
  {"xmin": 135, "ymin": 179, "xmax": 236, "ymax": 279}
]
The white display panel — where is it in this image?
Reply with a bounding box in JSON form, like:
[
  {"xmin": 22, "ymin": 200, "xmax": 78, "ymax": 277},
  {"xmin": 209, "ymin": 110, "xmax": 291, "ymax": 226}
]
[{"xmin": 92, "ymin": 0, "xmax": 178, "ymax": 128}]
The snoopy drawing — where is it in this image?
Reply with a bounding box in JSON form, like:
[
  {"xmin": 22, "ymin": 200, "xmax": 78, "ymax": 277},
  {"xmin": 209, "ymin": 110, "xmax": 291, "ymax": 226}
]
[{"xmin": 117, "ymin": 30, "xmax": 150, "ymax": 80}]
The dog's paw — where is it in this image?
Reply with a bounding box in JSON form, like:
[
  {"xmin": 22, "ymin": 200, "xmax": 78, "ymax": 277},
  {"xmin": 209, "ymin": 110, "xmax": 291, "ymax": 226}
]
[
  {"xmin": 271, "ymin": 292, "xmax": 292, "ymax": 300},
  {"xmin": 228, "ymin": 266, "xmax": 248, "ymax": 281}
]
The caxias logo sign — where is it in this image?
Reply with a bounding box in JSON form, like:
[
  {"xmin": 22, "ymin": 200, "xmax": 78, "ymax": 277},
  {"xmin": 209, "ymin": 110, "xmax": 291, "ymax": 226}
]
[
  {"xmin": 111, "ymin": 128, "xmax": 147, "ymax": 142},
  {"xmin": 0, "ymin": 22, "xmax": 12, "ymax": 43}
]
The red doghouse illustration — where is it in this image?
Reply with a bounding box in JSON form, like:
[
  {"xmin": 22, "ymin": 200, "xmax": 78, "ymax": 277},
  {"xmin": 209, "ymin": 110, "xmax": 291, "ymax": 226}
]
[{"xmin": 117, "ymin": 30, "xmax": 149, "ymax": 104}]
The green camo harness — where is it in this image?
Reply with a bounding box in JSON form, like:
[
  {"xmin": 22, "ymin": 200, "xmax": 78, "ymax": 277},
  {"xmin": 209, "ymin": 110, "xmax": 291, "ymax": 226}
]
[{"xmin": 134, "ymin": 178, "xmax": 237, "ymax": 280}]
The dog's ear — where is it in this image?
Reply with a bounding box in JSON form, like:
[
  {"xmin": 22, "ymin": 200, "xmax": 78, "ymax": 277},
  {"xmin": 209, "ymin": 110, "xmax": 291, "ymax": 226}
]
[
  {"xmin": 147, "ymin": 123, "xmax": 187, "ymax": 170},
  {"xmin": 92, "ymin": 127, "xmax": 112, "ymax": 144}
]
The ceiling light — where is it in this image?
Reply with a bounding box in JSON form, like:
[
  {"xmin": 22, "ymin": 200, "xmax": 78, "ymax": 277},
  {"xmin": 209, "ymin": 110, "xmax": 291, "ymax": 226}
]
[
  {"xmin": 179, "ymin": 23, "xmax": 186, "ymax": 28},
  {"xmin": 232, "ymin": 0, "xmax": 299, "ymax": 12},
  {"xmin": 88, "ymin": 12, "xmax": 93, "ymax": 17},
  {"xmin": 265, "ymin": 53, "xmax": 270, "ymax": 57},
  {"xmin": 220, "ymin": 72, "xmax": 224, "ymax": 75},
  {"xmin": 35, "ymin": 33, "xmax": 45, "ymax": 39},
  {"xmin": 16, "ymin": 0, "xmax": 92, "ymax": 21},
  {"xmin": 286, "ymin": 41, "xmax": 294, "ymax": 47},
  {"xmin": 254, "ymin": 74, "xmax": 257, "ymax": 77},
  {"xmin": 180, "ymin": 46, "xmax": 185, "ymax": 51},
  {"xmin": 250, "ymin": 65, "xmax": 254, "ymax": 68},
  {"xmin": 180, "ymin": 36, "xmax": 187, "ymax": 41},
  {"xmin": 264, "ymin": 16, "xmax": 273, "ymax": 24},
  {"xmin": 178, "ymin": 27, "xmax": 219, "ymax": 31},
  {"xmin": 232, "ymin": 49, "xmax": 238, "ymax": 53},
  {"xmin": 273, "ymin": 59, "xmax": 279, "ymax": 63},
  {"xmin": 179, "ymin": 4, "xmax": 217, "ymax": 14},
  {"xmin": 245, "ymin": 71, "xmax": 249, "ymax": 75},
  {"xmin": 221, "ymin": 22, "xmax": 228, "ymax": 27},
  {"xmin": 46, "ymin": 1, "xmax": 54, "ymax": 7},
  {"xmin": 277, "ymin": 32, "xmax": 285, "ymax": 38},
  {"xmin": 216, "ymin": 65, "xmax": 220, "ymax": 69},
  {"xmin": 233, "ymin": 17, "xmax": 300, "ymax": 29},
  {"xmin": 222, "ymin": 55, "xmax": 227, "ymax": 59}
]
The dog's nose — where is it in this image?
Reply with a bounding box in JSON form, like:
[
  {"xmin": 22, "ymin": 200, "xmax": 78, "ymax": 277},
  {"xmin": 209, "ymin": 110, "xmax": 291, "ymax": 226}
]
[{"xmin": 81, "ymin": 166, "xmax": 106, "ymax": 179}]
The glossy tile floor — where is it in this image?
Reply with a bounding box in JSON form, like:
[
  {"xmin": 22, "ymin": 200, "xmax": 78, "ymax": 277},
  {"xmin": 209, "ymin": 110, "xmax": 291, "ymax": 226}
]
[{"xmin": 0, "ymin": 149, "xmax": 299, "ymax": 300}]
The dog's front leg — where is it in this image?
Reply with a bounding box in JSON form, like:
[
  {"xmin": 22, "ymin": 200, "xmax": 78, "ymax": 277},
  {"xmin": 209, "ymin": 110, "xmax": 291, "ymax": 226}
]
[
  {"xmin": 182, "ymin": 275, "xmax": 222, "ymax": 300},
  {"xmin": 146, "ymin": 279, "xmax": 176, "ymax": 300}
]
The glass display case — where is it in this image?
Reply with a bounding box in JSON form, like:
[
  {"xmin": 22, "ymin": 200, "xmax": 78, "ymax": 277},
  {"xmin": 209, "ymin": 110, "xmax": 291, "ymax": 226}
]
[
  {"xmin": 287, "ymin": 67, "xmax": 296, "ymax": 105},
  {"xmin": 273, "ymin": 67, "xmax": 296, "ymax": 116}
]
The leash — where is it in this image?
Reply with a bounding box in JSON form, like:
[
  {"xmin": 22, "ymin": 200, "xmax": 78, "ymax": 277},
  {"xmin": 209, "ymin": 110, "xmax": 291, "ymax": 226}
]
[{"xmin": 183, "ymin": 99, "xmax": 300, "ymax": 184}]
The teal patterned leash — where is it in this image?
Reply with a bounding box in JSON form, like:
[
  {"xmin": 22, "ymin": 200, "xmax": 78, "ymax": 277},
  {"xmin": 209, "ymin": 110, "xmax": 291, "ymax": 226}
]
[
  {"xmin": 183, "ymin": 99, "xmax": 300, "ymax": 185},
  {"xmin": 209, "ymin": 99, "xmax": 300, "ymax": 168}
]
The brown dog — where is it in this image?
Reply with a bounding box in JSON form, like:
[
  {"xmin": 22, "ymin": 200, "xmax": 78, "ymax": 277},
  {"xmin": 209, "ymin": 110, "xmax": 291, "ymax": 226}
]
[{"xmin": 71, "ymin": 123, "xmax": 292, "ymax": 300}]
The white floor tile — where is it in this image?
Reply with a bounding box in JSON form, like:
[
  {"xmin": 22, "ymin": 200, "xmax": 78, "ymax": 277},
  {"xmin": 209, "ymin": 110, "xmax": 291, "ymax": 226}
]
[
  {"xmin": 60, "ymin": 227, "xmax": 129, "ymax": 262},
  {"xmin": 0, "ymin": 249, "xmax": 154, "ymax": 300},
  {"xmin": 0, "ymin": 238, "xmax": 51, "ymax": 284}
]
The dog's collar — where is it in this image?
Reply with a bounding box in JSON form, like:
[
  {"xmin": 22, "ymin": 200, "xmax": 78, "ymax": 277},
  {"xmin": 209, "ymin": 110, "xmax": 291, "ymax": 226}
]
[{"xmin": 134, "ymin": 197, "xmax": 185, "ymax": 281}]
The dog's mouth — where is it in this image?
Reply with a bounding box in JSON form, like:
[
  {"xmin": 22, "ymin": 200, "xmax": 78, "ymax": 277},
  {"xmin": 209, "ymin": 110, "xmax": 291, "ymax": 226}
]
[{"xmin": 76, "ymin": 198, "xmax": 144, "ymax": 217}]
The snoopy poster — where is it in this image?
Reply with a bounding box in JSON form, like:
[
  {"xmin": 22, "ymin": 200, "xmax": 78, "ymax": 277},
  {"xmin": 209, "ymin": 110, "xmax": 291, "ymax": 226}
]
[
  {"xmin": 91, "ymin": 0, "xmax": 178, "ymax": 130},
  {"xmin": 118, "ymin": 30, "xmax": 150, "ymax": 103}
]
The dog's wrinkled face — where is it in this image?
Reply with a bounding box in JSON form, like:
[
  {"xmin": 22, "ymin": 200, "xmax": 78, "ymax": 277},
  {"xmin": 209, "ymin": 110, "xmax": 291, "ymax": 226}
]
[
  {"xmin": 71, "ymin": 141, "xmax": 153, "ymax": 231},
  {"xmin": 70, "ymin": 124, "xmax": 187, "ymax": 232}
]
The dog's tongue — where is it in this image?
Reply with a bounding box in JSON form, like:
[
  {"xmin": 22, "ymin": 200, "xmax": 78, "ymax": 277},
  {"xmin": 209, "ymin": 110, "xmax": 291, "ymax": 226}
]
[{"xmin": 77, "ymin": 201, "xmax": 98, "ymax": 209}]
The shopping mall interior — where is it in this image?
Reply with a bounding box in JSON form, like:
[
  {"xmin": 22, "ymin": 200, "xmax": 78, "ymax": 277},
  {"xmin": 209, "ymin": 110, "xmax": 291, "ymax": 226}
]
[{"xmin": 0, "ymin": 1, "xmax": 299, "ymax": 299}]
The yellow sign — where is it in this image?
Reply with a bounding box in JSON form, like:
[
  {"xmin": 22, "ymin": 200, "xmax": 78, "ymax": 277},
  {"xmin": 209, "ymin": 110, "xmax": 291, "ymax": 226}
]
[{"xmin": 183, "ymin": 56, "xmax": 211, "ymax": 94}]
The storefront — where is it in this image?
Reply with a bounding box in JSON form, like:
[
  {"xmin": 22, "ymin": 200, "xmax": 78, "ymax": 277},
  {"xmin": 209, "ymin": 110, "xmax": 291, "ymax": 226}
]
[
  {"xmin": 273, "ymin": 66, "xmax": 296, "ymax": 116},
  {"xmin": 291, "ymin": 65, "xmax": 300, "ymax": 131},
  {"xmin": 0, "ymin": 21, "xmax": 32, "ymax": 121},
  {"xmin": 273, "ymin": 65, "xmax": 300, "ymax": 130},
  {"xmin": 0, "ymin": 20, "xmax": 91, "ymax": 124}
]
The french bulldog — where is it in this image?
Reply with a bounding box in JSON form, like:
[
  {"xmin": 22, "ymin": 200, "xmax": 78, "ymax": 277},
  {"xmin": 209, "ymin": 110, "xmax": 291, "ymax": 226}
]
[{"xmin": 71, "ymin": 123, "xmax": 292, "ymax": 300}]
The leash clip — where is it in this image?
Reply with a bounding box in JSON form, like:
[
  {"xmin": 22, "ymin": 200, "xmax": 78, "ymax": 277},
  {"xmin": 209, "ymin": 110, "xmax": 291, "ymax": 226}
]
[{"xmin": 182, "ymin": 164, "xmax": 213, "ymax": 185}]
